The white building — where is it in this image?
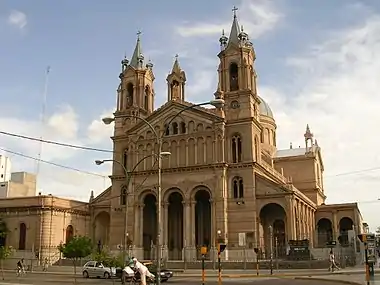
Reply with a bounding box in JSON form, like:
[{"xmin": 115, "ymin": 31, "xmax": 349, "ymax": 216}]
[{"xmin": 0, "ymin": 155, "xmax": 11, "ymax": 182}]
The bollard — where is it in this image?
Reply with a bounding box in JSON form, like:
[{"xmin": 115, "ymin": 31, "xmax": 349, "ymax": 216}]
[
  {"xmin": 201, "ymin": 247, "xmax": 207, "ymax": 285},
  {"xmin": 218, "ymin": 245, "xmax": 221, "ymax": 285},
  {"xmin": 254, "ymin": 248, "xmax": 259, "ymax": 276}
]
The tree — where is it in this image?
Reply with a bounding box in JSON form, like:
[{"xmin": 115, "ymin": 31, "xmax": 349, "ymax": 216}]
[
  {"xmin": 0, "ymin": 246, "xmax": 13, "ymax": 280},
  {"xmin": 92, "ymin": 248, "xmax": 123, "ymax": 284},
  {"xmin": 58, "ymin": 236, "xmax": 92, "ymax": 284}
]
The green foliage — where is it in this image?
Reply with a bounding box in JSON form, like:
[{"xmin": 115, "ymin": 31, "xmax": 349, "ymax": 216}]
[
  {"xmin": 0, "ymin": 220, "xmax": 9, "ymax": 238},
  {"xmin": 92, "ymin": 249, "xmax": 123, "ymax": 268},
  {"xmin": 0, "ymin": 246, "xmax": 13, "ymax": 260},
  {"xmin": 58, "ymin": 236, "xmax": 93, "ymax": 260}
]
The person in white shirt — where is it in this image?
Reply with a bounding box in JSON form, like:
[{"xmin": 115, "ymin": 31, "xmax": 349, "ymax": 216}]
[
  {"xmin": 133, "ymin": 258, "xmax": 154, "ymax": 285},
  {"xmin": 329, "ymin": 250, "xmax": 340, "ymax": 271}
]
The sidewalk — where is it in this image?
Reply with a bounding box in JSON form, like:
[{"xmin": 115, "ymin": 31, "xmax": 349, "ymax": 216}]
[
  {"xmin": 7, "ymin": 266, "xmax": 365, "ymax": 277},
  {"xmin": 292, "ymin": 273, "xmax": 380, "ymax": 285}
]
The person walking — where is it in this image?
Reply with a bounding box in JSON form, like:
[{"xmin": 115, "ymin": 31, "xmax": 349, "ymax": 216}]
[
  {"xmin": 132, "ymin": 257, "xmax": 154, "ymax": 285},
  {"xmin": 329, "ymin": 250, "xmax": 340, "ymax": 272}
]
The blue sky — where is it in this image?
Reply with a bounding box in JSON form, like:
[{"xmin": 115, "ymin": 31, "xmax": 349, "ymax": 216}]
[{"xmin": 1, "ymin": 0, "xmax": 380, "ymax": 229}]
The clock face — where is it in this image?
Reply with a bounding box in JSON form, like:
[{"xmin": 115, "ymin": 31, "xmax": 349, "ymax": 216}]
[{"xmin": 231, "ymin": 100, "xmax": 240, "ymax": 109}]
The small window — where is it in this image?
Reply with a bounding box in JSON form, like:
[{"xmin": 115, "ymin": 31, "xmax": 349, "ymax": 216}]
[
  {"xmin": 164, "ymin": 124, "xmax": 169, "ymax": 136},
  {"xmin": 232, "ymin": 177, "xmax": 244, "ymax": 199},
  {"xmin": 180, "ymin": 122, "xmax": 186, "ymax": 134},
  {"xmin": 172, "ymin": 122, "xmax": 178, "ymax": 135},
  {"xmin": 0, "ymin": 174, "xmax": 3, "ymax": 178}
]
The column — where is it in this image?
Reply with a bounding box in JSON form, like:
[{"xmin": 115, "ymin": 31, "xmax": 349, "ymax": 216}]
[
  {"xmin": 162, "ymin": 202, "xmax": 169, "ymax": 260},
  {"xmin": 332, "ymin": 211, "xmax": 339, "ymax": 240},
  {"xmin": 139, "ymin": 204, "xmax": 144, "ymax": 247},
  {"xmin": 133, "ymin": 203, "xmax": 140, "ymax": 246}
]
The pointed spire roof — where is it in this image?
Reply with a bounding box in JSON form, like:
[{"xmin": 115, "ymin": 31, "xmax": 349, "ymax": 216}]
[
  {"xmin": 227, "ymin": 6, "xmax": 241, "ymax": 46},
  {"xmin": 171, "ymin": 54, "xmax": 181, "ymax": 74},
  {"xmin": 130, "ymin": 31, "xmax": 144, "ymax": 68}
]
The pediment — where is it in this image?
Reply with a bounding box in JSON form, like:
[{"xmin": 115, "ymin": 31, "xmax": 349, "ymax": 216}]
[
  {"xmin": 255, "ymin": 174, "xmax": 289, "ymax": 196},
  {"xmin": 127, "ymin": 101, "xmax": 223, "ymax": 139},
  {"xmin": 92, "ymin": 187, "xmax": 111, "ymax": 205}
]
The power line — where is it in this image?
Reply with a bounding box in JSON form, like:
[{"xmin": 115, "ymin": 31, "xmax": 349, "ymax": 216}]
[
  {"xmin": 0, "ymin": 130, "xmax": 113, "ymax": 153},
  {"xmin": 0, "ymin": 147, "xmax": 106, "ymax": 178}
]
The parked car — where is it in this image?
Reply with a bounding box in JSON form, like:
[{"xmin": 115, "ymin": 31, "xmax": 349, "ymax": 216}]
[
  {"xmin": 116, "ymin": 261, "xmax": 173, "ymax": 283},
  {"xmin": 82, "ymin": 261, "xmax": 116, "ymax": 279}
]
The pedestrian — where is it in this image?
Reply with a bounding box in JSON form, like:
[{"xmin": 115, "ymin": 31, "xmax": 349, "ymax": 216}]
[
  {"xmin": 132, "ymin": 257, "xmax": 154, "ymax": 285},
  {"xmin": 43, "ymin": 257, "xmax": 48, "ymax": 271},
  {"xmin": 329, "ymin": 250, "xmax": 340, "ymax": 272}
]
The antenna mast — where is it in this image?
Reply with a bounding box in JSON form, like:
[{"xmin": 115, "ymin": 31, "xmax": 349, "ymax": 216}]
[{"xmin": 35, "ymin": 66, "xmax": 50, "ymax": 192}]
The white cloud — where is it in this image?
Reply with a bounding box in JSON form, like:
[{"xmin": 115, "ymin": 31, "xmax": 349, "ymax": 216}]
[
  {"xmin": 176, "ymin": 0, "xmax": 282, "ymax": 39},
  {"xmin": 86, "ymin": 109, "xmax": 114, "ymax": 145},
  {"xmin": 261, "ymin": 15, "xmax": 380, "ymax": 228},
  {"xmin": 7, "ymin": 10, "xmax": 27, "ymax": 30}
]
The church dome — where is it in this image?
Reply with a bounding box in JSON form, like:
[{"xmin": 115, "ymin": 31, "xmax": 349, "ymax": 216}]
[{"xmin": 258, "ymin": 96, "xmax": 274, "ymax": 118}]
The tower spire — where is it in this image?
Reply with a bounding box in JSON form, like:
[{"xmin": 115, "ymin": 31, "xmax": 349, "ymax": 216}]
[
  {"xmin": 167, "ymin": 54, "xmax": 186, "ymax": 102},
  {"xmin": 228, "ymin": 6, "xmax": 241, "ymax": 46},
  {"xmin": 130, "ymin": 31, "xmax": 144, "ymax": 69}
]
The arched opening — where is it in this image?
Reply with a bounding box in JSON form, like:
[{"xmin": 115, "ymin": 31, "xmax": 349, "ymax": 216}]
[
  {"xmin": 94, "ymin": 212, "xmax": 110, "ymax": 247},
  {"xmin": 195, "ymin": 189, "xmax": 211, "ymax": 259},
  {"xmin": 167, "ymin": 191, "xmax": 184, "ymax": 260},
  {"xmin": 143, "ymin": 194, "xmax": 157, "ymax": 259},
  {"xmin": 144, "ymin": 86, "xmax": 150, "ymax": 110},
  {"xmin": 180, "ymin": 122, "xmax": 186, "ymax": 134},
  {"xmin": 126, "ymin": 83, "xmax": 134, "ymax": 106},
  {"xmin": 260, "ymin": 132, "xmax": 264, "ymax": 143},
  {"xmin": 121, "ymin": 186, "xmax": 127, "ymax": 205},
  {"xmin": 339, "ymin": 217, "xmax": 354, "ymax": 246},
  {"xmin": 171, "ymin": 80, "xmax": 180, "ymax": 100},
  {"xmin": 0, "ymin": 220, "xmax": 7, "ymax": 247},
  {"xmin": 164, "ymin": 124, "xmax": 170, "ymax": 136},
  {"xmin": 19, "ymin": 223, "xmax": 26, "ymax": 250},
  {"xmin": 66, "ymin": 225, "xmax": 74, "ymax": 243},
  {"xmin": 259, "ymin": 203, "xmax": 287, "ymax": 258},
  {"xmin": 232, "ymin": 177, "xmax": 244, "ymax": 199},
  {"xmin": 172, "ymin": 122, "xmax": 179, "ymax": 135},
  {"xmin": 317, "ymin": 218, "xmax": 333, "ymax": 247},
  {"xmin": 229, "ymin": 63, "xmax": 239, "ymax": 91},
  {"xmin": 232, "ymin": 135, "xmax": 242, "ymax": 163},
  {"xmin": 123, "ymin": 148, "xmax": 128, "ymax": 169}
]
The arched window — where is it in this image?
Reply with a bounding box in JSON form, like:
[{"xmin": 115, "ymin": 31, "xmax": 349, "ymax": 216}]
[
  {"xmin": 172, "ymin": 122, "xmax": 178, "ymax": 135},
  {"xmin": 232, "ymin": 135, "xmax": 242, "ymax": 163},
  {"xmin": 66, "ymin": 225, "xmax": 74, "ymax": 243},
  {"xmin": 233, "ymin": 177, "xmax": 244, "ymax": 198},
  {"xmin": 144, "ymin": 86, "xmax": 149, "ymax": 110},
  {"xmin": 126, "ymin": 83, "xmax": 134, "ymax": 106},
  {"xmin": 19, "ymin": 223, "xmax": 26, "ymax": 250},
  {"xmin": 121, "ymin": 186, "xmax": 127, "ymax": 205},
  {"xmin": 180, "ymin": 122, "xmax": 186, "ymax": 134},
  {"xmin": 123, "ymin": 148, "xmax": 128, "ymax": 169},
  {"xmin": 260, "ymin": 131, "xmax": 264, "ymax": 143},
  {"xmin": 229, "ymin": 63, "xmax": 239, "ymax": 91},
  {"xmin": 272, "ymin": 131, "xmax": 276, "ymax": 147},
  {"xmin": 164, "ymin": 124, "xmax": 169, "ymax": 136}
]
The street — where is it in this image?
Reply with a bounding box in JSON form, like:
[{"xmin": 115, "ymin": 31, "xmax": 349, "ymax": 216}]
[{"xmin": 0, "ymin": 272, "xmax": 352, "ymax": 285}]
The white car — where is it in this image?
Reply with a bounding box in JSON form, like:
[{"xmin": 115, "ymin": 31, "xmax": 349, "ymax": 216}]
[{"xmin": 82, "ymin": 261, "xmax": 116, "ymax": 279}]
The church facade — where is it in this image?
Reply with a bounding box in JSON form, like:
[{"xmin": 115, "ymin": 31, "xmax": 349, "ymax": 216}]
[
  {"xmin": 89, "ymin": 10, "xmax": 364, "ymax": 261},
  {"xmin": 0, "ymin": 9, "xmax": 365, "ymax": 264}
]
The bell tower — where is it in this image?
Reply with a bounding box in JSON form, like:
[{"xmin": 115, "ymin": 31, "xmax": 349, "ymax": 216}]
[
  {"xmin": 166, "ymin": 54, "xmax": 186, "ymax": 102},
  {"xmin": 116, "ymin": 31, "xmax": 155, "ymax": 128},
  {"xmin": 215, "ymin": 7, "xmax": 260, "ymax": 120}
]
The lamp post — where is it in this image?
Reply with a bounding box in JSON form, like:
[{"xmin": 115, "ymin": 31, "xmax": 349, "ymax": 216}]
[
  {"xmin": 269, "ymin": 225, "xmax": 273, "ymax": 275},
  {"xmin": 217, "ymin": 229, "xmax": 222, "ymax": 285},
  {"xmin": 102, "ymin": 98, "xmax": 224, "ymax": 285},
  {"xmin": 95, "ymin": 153, "xmax": 170, "ymax": 268}
]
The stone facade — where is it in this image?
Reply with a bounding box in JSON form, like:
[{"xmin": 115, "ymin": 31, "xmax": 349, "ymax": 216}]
[
  {"xmin": 0, "ymin": 9, "xmax": 365, "ymax": 264},
  {"xmin": 88, "ymin": 10, "xmax": 365, "ymax": 261}
]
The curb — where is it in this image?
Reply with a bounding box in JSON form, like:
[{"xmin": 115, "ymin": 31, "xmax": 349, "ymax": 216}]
[{"xmin": 292, "ymin": 276, "xmax": 362, "ymax": 285}]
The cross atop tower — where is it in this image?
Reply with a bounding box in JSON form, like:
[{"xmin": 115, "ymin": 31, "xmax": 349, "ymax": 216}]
[
  {"xmin": 137, "ymin": 30, "xmax": 142, "ymax": 38},
  {"xmin": 232, "ymin": 6, "xmax": 238, "ymax": 17}
]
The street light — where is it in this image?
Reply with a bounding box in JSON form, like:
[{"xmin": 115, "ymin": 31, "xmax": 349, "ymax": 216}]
[
  {"xmin": 94, "ymin": 152, "xmax": 170, "ymax": 270},
  {"xmin": 102, "ymin": 98, "xmax": 224, "ymax": 285}
]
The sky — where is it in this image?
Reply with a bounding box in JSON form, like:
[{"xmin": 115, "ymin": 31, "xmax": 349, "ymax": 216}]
[{"xmin": 1, "ymin": 0, "xmax": 380, "ymax": 229}]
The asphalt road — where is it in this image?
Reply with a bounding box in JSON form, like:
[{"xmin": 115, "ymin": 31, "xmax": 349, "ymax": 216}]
[{"xmin": 0, "ymin": 273, "xmax": 348, "ymax": 285}]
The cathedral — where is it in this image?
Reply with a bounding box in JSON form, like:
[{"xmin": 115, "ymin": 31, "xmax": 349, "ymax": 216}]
[{"xmin": 0, "ymin": 9, "xmax": 365, "ymax": 265}]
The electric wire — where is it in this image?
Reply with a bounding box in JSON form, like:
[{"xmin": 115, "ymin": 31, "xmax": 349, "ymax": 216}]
[
  {"xmin": 0, "ymin": 147, "xmax": 106, "ymax": 178},
  {"xmin": 0, "ymin": 130, "xmax": 113, "ymax": 153}
]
